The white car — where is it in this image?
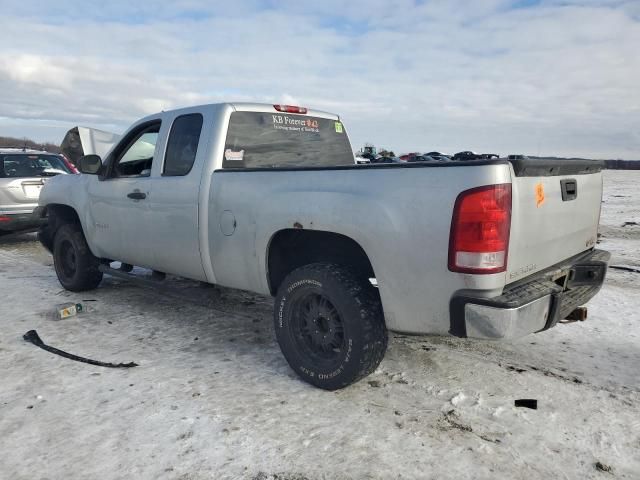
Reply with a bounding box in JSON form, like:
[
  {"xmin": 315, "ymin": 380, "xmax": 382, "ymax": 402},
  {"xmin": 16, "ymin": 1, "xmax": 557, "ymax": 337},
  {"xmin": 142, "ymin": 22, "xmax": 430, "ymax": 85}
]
[{"xmin": 0, "ymin": 148, "xmax": 76, "ymax": 234}]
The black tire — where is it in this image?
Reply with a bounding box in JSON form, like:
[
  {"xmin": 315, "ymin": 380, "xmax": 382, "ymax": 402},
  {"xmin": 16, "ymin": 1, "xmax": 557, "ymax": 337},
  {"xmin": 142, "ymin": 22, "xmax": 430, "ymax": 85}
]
[
  {"xmin": 53, "ymin": 223, "xmax": 103, "ymax": 291},
  {"xmin": 274, "ymin": 263, "xmax": 388, "ymax": 390}
]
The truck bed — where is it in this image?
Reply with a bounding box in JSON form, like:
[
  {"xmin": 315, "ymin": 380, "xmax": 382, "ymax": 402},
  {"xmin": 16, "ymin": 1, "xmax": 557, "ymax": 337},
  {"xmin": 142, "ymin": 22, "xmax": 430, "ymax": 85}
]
[{"xmin": 205, "ymin": 158, "xmax": 604, "ymax": 335}]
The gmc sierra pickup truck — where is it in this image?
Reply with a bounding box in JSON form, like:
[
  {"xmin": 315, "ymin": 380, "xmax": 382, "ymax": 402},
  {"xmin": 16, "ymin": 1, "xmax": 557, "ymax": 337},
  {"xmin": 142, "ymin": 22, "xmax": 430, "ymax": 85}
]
[{"xmin": 36, "ymin": 102, "xmax": 610, "ymax": 390}]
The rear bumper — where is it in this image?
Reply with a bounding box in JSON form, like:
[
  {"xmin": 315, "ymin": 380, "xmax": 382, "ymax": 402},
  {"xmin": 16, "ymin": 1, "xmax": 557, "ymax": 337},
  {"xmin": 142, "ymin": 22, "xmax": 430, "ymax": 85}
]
[
  {"xmin": 0, "ymin": 211, "xmax": 45, "ymax": 232},
  {"xmin": 449, "ymin": 249, "xmax": 611, "ymax": 339}
]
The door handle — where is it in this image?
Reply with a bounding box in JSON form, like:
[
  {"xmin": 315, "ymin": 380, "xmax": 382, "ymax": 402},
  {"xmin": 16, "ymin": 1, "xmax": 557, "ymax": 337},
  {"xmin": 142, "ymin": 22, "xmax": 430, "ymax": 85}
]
[{"xmin": 127, "ymin": 191, "xmax": 147, "ymax": 200}]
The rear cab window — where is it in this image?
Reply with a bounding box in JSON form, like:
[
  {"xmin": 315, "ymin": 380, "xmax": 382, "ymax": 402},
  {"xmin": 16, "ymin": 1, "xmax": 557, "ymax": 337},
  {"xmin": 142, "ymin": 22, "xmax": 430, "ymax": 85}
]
[
  {"xmin": 222, "ymin": 111, "xmax": 354, "ymax": 169},
  {"xmin": 0, "ymin": 154, "xmax": 71, "ymax": 178},
  {"xmin": 163, "ymin": 113, "xmax": 203, "ymax": 176}
]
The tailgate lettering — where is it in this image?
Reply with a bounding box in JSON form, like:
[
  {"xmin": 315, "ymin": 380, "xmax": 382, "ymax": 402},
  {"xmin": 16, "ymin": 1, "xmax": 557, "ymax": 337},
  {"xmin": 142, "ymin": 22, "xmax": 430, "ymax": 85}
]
[{"xmin": 509, "ymin": 263, "xmax": 537, "ymax": 280}]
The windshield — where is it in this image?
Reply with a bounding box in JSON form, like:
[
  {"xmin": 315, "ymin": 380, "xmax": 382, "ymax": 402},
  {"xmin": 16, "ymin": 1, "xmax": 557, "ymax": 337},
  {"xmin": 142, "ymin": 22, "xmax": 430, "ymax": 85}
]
[
  {"xmin": 223, "ymin": 111, "xmax": 354, "ymax": 168},
  {"xmin": 0, "ymin": 154, "xmax": 71, "ymax": 178}
]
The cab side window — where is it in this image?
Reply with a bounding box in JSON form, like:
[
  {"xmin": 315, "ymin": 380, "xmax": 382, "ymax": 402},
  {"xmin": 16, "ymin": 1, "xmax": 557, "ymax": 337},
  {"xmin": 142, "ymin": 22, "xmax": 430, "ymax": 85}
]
[
  {"xmin": 163, "ymin": 113, "xmax": 203, "ymax": 176},
  {"xmin": 113, "ymin": 122, "xmax": 161, "ymax": 177}
]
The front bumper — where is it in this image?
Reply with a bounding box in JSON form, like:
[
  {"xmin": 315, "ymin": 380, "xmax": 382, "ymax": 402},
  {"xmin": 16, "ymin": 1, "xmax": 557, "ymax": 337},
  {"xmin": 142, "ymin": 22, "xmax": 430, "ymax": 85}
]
[
  {"xmin": 0, "ymin": 211, "xmax": 46, "ymax": 233},
  {"xmin": 449, "ymin": 249, "xmax": 611, "ymax": 339}
]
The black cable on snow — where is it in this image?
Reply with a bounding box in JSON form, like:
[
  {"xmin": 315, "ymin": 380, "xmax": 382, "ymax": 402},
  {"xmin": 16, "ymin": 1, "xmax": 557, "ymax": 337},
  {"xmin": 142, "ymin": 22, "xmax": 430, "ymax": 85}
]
[{"xmin": 23, "ymin": 330, "xmax": 138, "ymax": 368}]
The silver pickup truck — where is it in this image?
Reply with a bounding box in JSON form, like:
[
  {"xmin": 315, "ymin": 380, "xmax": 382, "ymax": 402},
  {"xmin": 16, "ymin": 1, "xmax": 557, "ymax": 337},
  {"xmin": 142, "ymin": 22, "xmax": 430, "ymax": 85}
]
[{"xmin": 36, "ymin": 102, "xmax": 610, "ymax": 390}]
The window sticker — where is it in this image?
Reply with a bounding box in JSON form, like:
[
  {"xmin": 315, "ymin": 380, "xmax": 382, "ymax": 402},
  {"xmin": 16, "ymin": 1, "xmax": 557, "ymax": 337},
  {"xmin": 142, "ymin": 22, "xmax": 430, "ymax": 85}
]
[
  {"xmin": 271, "ymin": 115, "xmax": 319, "ymax": 133},
  {"xmin": 335, "ymin": 122, "xmax": 343, "ymax": 133},
  {"xmin": 224, "ymin": 149, "xmax": 245, "ymax": 161},
  {"xmin": 222, "ymin": 111, "xmax": 355, "ymax": 168}
]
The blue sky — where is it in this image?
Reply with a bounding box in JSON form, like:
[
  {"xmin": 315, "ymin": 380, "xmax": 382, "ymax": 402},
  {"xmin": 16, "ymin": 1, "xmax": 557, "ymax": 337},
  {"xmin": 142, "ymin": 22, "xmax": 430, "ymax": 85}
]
[{"xmin": 1, "ymin": 0, "xmax": 639, "ymax": 158}]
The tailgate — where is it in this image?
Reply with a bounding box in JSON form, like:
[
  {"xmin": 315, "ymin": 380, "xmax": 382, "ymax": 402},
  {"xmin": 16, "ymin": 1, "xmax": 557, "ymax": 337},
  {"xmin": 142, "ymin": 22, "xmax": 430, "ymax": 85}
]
[
  {"xmin": 19, "ymin": 179, "xmax": 45, "ymax": 200},
  {"xmin": 507, "ymin": 159, "xmax": 604, "ymax": 284},
  {"xmin": 0, "ymin": 177, "xmax": 43, "ymax": 207}
]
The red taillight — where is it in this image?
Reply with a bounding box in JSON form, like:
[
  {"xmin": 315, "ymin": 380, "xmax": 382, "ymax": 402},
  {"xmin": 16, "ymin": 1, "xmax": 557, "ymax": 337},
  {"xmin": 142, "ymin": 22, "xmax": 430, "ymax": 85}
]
[
  {"xmin": 61, "ymin": 155, "xmax": 79, "ymax": 174},
  {"xmin": 273, "ymin": 104, "xmax": 308, "ymax": 114},
  {"xmin": 0, "ymin": 216, "xmax": 10, "ymax": 222},
  {"xmin": 448, "ymin": 184, "xmax": 512, "ymax": 274}
]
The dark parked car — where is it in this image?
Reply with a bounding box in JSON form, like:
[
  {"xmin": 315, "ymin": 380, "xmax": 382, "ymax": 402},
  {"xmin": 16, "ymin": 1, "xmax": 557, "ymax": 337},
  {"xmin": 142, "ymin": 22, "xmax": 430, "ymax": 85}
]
[
  {"xmin": 452, "ymin": 151, "xmax": 500, "ymax": 161},
  {"xmin": 424, "ymin": 151, "xmax": 451, "ymax": 161},
  {"xmin": 452, "ymin": 151, "xmax": 479, "ymax": 161},
  {"xmin": 402, "ymin": 154, "xmax": 439, "ymax": 162},
  {"xmin": 371, "ymin": 156, "xmax": 403, "ymax": 164}
]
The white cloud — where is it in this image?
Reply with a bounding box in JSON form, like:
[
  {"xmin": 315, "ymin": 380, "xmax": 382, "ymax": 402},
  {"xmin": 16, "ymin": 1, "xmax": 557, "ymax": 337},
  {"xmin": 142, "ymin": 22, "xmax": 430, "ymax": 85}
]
[
  {"xmin": 0, "ymin": 0, "xmax": 638, "ymax": 158},
  {"xmin": 1, "ymin": 54, "xmax": 73, "ymax": 90}
]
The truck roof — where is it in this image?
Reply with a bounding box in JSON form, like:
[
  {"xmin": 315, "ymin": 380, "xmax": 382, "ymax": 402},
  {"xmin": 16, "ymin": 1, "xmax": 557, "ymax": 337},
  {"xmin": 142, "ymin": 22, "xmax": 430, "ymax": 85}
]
[
  {"xmin": 141, "ymin": 102, "xmax": 341, "ymax": 123},
  {"xmin": 230, "ymin": 102, "xmax": 340, "ymax": 120}
]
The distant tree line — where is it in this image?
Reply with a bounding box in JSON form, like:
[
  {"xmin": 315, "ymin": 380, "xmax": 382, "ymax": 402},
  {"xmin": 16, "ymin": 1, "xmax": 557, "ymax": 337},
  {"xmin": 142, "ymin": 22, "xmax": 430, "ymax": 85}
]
[
  {"xmin": 0, "ymin": 136, "xmax": 61, "ymax": 154},
  {"xmin": 604, "ymin": 159, "xmax": 640, "ymax": 170},
  {"xmin": 530, "ymin": 156, "xmax": 640, "ymax": 169}
]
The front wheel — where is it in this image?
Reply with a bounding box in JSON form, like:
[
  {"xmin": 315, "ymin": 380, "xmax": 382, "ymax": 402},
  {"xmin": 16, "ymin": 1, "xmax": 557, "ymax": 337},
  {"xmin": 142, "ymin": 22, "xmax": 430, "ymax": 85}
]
[
  {"xmin": 274, "ymin": 263, "xmax": 388, "ymax": 390},
  {"xmin": 53, "ymin": 223, "xmax": 103, "ymax": 291}
]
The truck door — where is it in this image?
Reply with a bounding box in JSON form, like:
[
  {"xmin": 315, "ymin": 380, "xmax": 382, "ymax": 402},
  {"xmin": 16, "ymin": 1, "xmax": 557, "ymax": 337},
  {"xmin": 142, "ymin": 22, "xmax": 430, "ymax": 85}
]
[
  {"xmin": 86, "ymin": 120, "xmax": 160, "ymax": 268},
  {"xmin": 144, "ymin": 111, "xmax": 208, "ymax": 281}
]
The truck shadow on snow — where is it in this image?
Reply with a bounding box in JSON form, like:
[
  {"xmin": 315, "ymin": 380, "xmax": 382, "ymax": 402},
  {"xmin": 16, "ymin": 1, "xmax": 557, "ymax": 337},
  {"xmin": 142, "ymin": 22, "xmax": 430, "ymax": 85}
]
[
  {"xmin": 83, "ymin": 272, "xmax": 639, "ymax": 395},
  {"xmin": 90, "ymin": 275, "xmax": 297, "ymax": 377},
  {"xmin": 0, "ymin": 232, "xmax": 53, "ymax": 265},
  {"xmin": 0, "ymin": 231, "xmax": 38, "ymax": 245}
]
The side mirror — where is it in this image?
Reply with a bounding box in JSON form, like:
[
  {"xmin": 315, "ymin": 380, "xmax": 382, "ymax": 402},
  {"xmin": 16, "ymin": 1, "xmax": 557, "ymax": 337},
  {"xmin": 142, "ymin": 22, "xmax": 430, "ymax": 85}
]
[{"xmin": 79, "ymin": 154, "xmax": 102, "ymax": 175}]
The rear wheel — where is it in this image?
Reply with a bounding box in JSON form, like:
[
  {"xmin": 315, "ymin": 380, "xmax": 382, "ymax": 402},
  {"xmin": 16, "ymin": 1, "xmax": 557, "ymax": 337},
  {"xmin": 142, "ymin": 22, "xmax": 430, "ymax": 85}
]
[
  {"xmin": 274, "ymin": 263, "xmax": 387, "ymax": 390},
  {"xmin": 53, "ymin": 223, "xmax": 103, "ymax": 291}
]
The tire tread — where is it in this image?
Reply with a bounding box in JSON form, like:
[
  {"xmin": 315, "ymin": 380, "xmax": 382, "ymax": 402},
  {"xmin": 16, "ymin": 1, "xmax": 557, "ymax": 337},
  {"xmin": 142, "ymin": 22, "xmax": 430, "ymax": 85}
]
[
  {"xmin": 276, "ymin": 262, "xmax": 388, "ymax": 389},
  {"xmin": 54, "ymin": 223, "xmax": 103, "ymax": 291}
]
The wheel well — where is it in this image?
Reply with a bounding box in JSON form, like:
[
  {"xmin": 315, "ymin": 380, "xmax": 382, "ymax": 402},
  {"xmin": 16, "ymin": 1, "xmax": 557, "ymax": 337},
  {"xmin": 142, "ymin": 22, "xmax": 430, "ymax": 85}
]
[
  {"xmin": 39, "ymin": 204, "xmax": 81, "ymax": 252},
  {"xmin": 267, "ymin": 229, "xmax": 375, "ymax": 295}
]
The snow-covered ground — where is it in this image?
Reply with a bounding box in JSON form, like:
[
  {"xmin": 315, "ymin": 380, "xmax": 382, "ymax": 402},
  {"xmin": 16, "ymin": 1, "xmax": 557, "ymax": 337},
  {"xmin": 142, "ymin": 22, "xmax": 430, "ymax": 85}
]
[{"xmin": 0, "ymin": 170, "xmax": 638, "ymax": 480}]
